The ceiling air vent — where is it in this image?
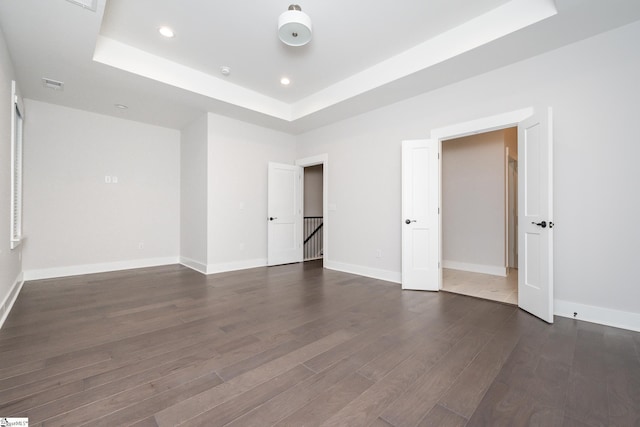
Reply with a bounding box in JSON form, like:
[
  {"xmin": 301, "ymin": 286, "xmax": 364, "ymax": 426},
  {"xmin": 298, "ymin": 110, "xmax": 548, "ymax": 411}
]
[
  {"xmin": 65, "ymin": 0, "xmax": 97, "ymax": 12},
  {"xmin": 42, "ymin": 78, "xmax": 64, "ymax": 91}
]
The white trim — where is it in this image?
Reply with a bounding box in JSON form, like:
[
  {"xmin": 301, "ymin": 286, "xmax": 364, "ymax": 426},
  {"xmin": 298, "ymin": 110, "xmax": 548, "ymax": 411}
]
[
  {"xmin": 296, "ymin": 154, "xmax": 329, "ymax": 269},
  {"xmin": 431, "ymin": 108, "xmax": 533, "ymax": 141},
  {"xmin": 429, "ymin": 107, "xmax": 534, "ymax": 292},
  {"xmin": 555, "ymin": 299, "xmax": 640, "ymax": 333},
  {"xmin": 442, "ymin": 260, "xmax": 507, "ymax": 277},
  {"xmin": 94, "ymin": 36, "xmax": 291, "ymax": 121},
  {"xmin": 10, "ymin": 80, "xmax": 24, "ymax": 249},
  {"xmin": 206, "ymin": 258, "xmax": 267, "ymax": 275},
  {"xmin": 325, "ymin": 260, "xmax": 401, "ymax": 284},
  {"xmin": 23, "ymin": 257, "xmax": 179, "ymax": 281},
  {"xmin": 0, "ymin": 272, "xmax": 25, "ymax": 330},
  {"xmin": 179, "ymin": 256, "xmax": 208, "ymax": 274},
  {"xmin": 505, "ymin": 146, "xmax": 510, "ymax": 270}
]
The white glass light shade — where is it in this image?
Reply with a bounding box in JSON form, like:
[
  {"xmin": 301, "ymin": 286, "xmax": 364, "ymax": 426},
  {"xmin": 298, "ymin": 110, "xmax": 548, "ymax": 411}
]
[{"xmin": 278, "ymin": 9, "xmax": 312, "ymax": 46}]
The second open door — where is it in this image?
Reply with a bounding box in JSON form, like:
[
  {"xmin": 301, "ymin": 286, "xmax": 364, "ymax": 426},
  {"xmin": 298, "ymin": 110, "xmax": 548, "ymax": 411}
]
[{"xmin": 267, "ymin": 162, "xmax": 303, "ymax": 266}]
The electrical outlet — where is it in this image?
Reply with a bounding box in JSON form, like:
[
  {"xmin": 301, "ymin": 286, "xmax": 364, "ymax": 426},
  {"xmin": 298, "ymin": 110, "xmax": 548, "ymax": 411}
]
[
  {"xmin": 376, "ymin": 249, "xmax": 382, "ymax": 258},
  {"xmin": 138, "ymin": 241, "xmax": 144, "ymax": 250},
  {"xmin": 112, "ymin": 176, "xmax": 118, "ymax": 184}
]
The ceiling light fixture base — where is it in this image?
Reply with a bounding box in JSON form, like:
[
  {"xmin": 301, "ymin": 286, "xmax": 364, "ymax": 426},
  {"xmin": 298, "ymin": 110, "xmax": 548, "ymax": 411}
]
[{"xmin": 278, "ymin": 4, "xmax": 312, "ymax": 47}]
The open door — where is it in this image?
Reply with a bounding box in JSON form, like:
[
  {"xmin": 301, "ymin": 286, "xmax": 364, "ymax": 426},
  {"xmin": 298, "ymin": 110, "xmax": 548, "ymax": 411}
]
[
  {"xmin": 401, "ymin": 140, "xmax": 440, "ymax": 291},
  {"xmin": 518, "ymin": 109, "xmax": 554, "ymax": 323},
  {"xmin": 267, "ymin": 162, "xmax": 303, "ymax": 266}
]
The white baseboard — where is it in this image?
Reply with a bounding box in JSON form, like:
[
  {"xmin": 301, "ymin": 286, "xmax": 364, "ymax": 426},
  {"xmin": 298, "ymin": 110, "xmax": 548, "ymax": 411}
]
[
  {"xmin": 0, "ymin": 272, "xmax": 25, "ymax": 330},
  {"xmin": 23, "ymin": 257, "xmax": 180, "ymax": 281},
  {"xmin": 206, "ymin": 258, "xmax": 267, "ymax": 275},
  {"xmin": 179, "ymin": 256, "xmax": 208, "ymax": 274},
  {"xmin": 180, "ymin": 257, "xmax": 268, "ymax": 275},
  {"xmin": 443, "ymin": 260, "xmax": 507, "ymax": 277},
  {"xmin": 325, "ymin": 260, "xmax": 401, "ymax": 284},
  {"xmin": 555, "ymin": 299, "xmax": 640, "ymax": 333}
]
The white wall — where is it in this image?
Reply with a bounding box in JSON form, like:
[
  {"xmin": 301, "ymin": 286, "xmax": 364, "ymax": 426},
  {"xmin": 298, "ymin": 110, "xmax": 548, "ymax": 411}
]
[
  {"xmin": 296, "ymin": 21, "xmax": 640, "ymax": 326},
  {"xmin": 442, "ymin": 130, "xmax": 505, "ymax": 274},
  {"xmin": 0, "ymin": 26, "xmax": 22, "ymax": 326},
  {"xmin": 304, "ymin": 164, "xmax": 323, "ymax": 217},
  {"xmin": 22, "ymin": 100, "xmax": 180, "ymax": 278},
  {"xmin": 207, "ymin": 113, "xmax": 296, "ymax": 271},
  {"xmin": 180, "ymin": 113, "xmax": 208, "ymax": 271}
]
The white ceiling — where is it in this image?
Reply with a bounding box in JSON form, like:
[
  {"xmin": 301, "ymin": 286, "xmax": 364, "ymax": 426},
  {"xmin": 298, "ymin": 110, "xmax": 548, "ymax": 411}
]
[{"xmin": 1, "ymin": 0, "xmax": 640, "ymax": 134}]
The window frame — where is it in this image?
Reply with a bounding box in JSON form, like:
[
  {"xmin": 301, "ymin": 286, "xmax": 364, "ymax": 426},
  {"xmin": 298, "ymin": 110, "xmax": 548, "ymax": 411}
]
[{"xmin": 10, "ymin": 80, "xmax": 24, "ymax": 250}]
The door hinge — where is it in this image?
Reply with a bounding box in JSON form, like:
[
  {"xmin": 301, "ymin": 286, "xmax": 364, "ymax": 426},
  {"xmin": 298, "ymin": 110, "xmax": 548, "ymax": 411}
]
[{"xmin": 438, "ymin": 262, "xmax": 441, "ymax": 268}]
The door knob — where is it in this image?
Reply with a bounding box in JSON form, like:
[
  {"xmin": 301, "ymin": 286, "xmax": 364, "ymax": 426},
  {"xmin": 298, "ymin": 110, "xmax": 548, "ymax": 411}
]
[
  {"xmin": 269, "ymin": 217, "xmax": 277, "ymax": 221},
  {"xmin": 405, "ymin": 219, "xmax": 417, "ymax": 225},
  {"xmin": 531, "ymin": 220, "xmax": 547, "ymax": 228}
]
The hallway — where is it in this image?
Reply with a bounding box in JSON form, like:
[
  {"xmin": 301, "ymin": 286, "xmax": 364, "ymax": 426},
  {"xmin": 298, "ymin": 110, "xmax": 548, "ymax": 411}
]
[{"xmin": 442, "ymin": 268, "xmax": 518, "ymax": 305}]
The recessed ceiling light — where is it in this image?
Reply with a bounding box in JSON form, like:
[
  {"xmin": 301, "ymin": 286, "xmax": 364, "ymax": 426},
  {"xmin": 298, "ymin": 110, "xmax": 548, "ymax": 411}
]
[
  {"xmin": 158, "ymin": 26, "xmax": 175, "ymax": 38},
  {"xmin": 114, "ymin": 104, "xmax": 128, "ymax": 110},
  {"xmin": 280, "ymin": 77, "xmax": 291, "ymax": 86}
]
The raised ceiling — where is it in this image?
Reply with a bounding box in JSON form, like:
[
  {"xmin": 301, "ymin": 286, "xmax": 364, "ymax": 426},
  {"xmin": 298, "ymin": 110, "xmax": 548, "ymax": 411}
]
[
  {"xmin": 100, "ymin": 0, "xmax": 512, "ymax": 103},
  {"xmin": 1, "ymin": 0, "xmax": 640, "ymax": 133}
]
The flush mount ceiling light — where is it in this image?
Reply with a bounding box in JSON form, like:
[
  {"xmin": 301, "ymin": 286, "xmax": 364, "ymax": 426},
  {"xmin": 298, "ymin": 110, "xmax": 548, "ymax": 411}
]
[
  {"xmin": 280, "ymin": 77, "xmax": 291, "ymax": 85},
  {"xmin": 278, "ymin": 5, "xmax": 312, "ymax": 46}
]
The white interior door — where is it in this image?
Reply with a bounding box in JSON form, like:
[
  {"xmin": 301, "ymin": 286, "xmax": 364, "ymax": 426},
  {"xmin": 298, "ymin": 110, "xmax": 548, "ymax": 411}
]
[
  {"xmin": 518, "ymin": 109, "xmax": 554, "ymax": 323},
  {"xmin": 402, "ymin": 139, "xmax": 440, "ymax": 291},
  {"xmin": 268, "ymin": 162, "xmax": 303, "ymax": 266}
]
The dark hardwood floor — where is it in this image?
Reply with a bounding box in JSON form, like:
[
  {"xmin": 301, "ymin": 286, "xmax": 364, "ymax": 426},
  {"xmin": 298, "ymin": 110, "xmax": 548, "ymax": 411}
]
[{"xmin": 0, "ymin": 261, "xmax": 638, "ymax": 426}]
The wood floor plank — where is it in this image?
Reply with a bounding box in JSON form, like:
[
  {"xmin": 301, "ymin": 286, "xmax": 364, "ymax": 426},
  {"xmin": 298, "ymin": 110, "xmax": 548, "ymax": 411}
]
[
  {"xmin": 30, "ymin": 359, "xmax": 224, "ymax": 426},
  {"xmin": 466, "ymin": 380, "xmax": 565, "ymax": 427},
  {"xmin": 355, "ymin": 297, "xmax": 486, "ymax": 383},
  {"xmin": 153, "ymin": 329, "xmax": 354, "ymax": 427},
  {"xmin": 89, "ymin": 373, "xmax": 223, "ymax": 427},
  {"xmin": 226, "ymin": 333, "xmax": 401, "ymax": 427},
  {"xmin": 437, "ymin": 328, "xmax": 520, "ymax": 418},
  {"xmin": 186, "ymin": 365, "xmax": 314, "ymax": 427},
  {"xmin": 22, "ymin": 345, "xmax": 224, "ymax": 423},
  {"xmin": 0, "ymin": 261, "xmax": 638, "ymax": 426},
  {"xmin": 604, "ymin": 330, "xmax": 640, "ymax": 427},
  {"xmin": 317, "ymin": 334, "xmax": 457, "ymax": 427},
  {"xmin": 379, "ymin": 328, "xmax": 492, "ymax": 427},
  {"xmin": 275, "ymin": 372, "xmax": 373, "ymax": 427},
  {"xmin": 416, "ymin": 404, "xmax": 467, "ymax": 427}
]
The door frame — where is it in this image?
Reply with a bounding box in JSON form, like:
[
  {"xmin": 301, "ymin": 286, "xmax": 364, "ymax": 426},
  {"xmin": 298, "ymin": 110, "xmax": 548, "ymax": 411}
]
[
  {"xmin": 296, "ymin": 154, "xmax": 329, "ymax": 268},
  {"xmin": 430, "ymin": 107, "xmax": 535, "ymax": 292}
]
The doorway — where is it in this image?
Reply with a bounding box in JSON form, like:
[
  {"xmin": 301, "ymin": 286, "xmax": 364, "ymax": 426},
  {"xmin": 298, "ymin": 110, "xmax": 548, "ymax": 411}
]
[
  {"xmin": 303, "ymin": 164, "xmax": 324, "ymax": 261},
  {"xmin": 267, "ymin": 155, "xmax": 329, "ymax": 267},
  {"xmin": 296, "ymin": 154, "xmax": 329, "ymax": 268},
  {"xmin": 440, "ymin": 128, "xmax": 518, "ymax": 305},
  {"xmin": 402, "ymin": 107, "xmax": 554, "ymax": 322}
]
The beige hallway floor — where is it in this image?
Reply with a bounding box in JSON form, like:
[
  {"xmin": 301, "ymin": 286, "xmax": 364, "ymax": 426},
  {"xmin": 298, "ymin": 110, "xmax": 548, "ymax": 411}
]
[{"xmin": 442, "ymin": 268, "xmax": 518, "ymax": 305}]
